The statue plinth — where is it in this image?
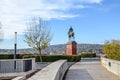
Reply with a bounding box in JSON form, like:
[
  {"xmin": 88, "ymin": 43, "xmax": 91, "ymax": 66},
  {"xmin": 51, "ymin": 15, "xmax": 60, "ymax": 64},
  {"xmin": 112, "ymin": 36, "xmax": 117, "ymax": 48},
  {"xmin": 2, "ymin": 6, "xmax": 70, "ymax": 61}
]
[{"xmin": 66, "ymin": 41, "xmax": 77, "ymax": 55}]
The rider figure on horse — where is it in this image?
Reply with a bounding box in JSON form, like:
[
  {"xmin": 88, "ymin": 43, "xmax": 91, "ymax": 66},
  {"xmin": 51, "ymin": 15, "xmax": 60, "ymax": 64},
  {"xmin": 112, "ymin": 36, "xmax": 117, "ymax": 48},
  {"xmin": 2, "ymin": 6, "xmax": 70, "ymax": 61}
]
[{"xmin": 68, "ymin": 26, "xmax": 75, "ymax": 41}]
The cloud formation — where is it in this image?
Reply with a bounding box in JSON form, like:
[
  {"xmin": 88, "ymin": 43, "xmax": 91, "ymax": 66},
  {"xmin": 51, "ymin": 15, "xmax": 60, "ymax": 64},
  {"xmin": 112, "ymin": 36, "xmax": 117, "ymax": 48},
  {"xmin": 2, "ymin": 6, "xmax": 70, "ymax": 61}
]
[{"xmin": 0, "ymin": 0, "xmax": 103, "ymax": 39}]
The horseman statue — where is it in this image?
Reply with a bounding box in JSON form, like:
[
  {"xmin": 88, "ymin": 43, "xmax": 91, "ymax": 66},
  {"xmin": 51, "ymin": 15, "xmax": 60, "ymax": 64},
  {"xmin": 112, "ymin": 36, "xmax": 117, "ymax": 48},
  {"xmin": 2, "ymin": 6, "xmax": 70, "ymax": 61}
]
[{"xmin": 68, "ymin": 26, "xmax": 75, "ymax": 41}]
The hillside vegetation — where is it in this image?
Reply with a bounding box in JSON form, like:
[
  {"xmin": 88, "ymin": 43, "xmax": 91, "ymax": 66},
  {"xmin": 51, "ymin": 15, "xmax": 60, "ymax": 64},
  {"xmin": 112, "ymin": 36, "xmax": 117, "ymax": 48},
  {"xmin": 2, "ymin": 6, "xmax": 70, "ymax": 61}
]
[{"xmin": 0, "ymin": 44, "xmax": 103, "ymax": 54}]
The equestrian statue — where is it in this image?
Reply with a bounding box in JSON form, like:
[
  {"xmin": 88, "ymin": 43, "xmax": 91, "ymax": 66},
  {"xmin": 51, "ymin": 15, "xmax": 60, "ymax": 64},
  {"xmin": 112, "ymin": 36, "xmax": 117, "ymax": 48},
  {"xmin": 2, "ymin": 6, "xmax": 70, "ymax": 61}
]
[{"xmin": 68, "ymin": 26, "xmax": 75, "ymax": 41}]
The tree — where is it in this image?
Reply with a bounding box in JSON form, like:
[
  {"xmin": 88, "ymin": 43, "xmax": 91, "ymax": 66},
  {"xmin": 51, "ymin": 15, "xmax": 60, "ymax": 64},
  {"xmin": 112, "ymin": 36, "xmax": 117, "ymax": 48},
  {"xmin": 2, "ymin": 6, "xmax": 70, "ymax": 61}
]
[
  {"xmin": 103, "ymin": 40, "xmax": 120, "ymax": 60},
  {"xmin": 24, "ymin": 18, "xmax": 52, "ymax": 62}
]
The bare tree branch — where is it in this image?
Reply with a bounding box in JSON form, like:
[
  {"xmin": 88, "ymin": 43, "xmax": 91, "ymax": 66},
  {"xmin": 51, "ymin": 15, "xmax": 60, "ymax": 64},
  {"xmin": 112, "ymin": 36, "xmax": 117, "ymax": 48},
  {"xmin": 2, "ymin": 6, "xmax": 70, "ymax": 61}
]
[{"xmin": 24, "ymin": 18, "xmax": 52, "ymax": 62}]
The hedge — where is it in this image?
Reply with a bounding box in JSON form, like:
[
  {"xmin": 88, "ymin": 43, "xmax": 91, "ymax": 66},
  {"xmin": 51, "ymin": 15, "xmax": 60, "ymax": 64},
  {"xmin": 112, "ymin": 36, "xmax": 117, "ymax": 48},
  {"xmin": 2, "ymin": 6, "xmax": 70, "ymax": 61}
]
[
  {"xmin": 0, "ymin": 54, "xmax": 32, "ymax": 59},
  {"xmin": 23, "ymin": 54, "xmax": 81, "ymax": 62},
  {"xmin": 81, "ymin": 53, "xmax": 96, "ymax": 58},
  {"xmin": 0, "ymin": 54, "xmax": 81, "ymax": 62},
  {"xmin": 0, "ymin": 54, "xmax": 13, "ymax": 59}
]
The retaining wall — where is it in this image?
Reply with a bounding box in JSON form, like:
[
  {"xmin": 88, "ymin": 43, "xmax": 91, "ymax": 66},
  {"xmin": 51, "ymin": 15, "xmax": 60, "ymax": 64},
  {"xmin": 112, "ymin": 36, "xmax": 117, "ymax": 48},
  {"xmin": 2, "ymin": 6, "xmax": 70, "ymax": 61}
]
[
  {"xmin": 28, "ymin": 60, "xmax": 68, "ymax": 80},
  {"xmin": 101, "ymin": 57, "xmax": 120, "ymax": 77},
  {"xmin": 0, "ymin": 58, "xmax": 36, "ymax": 78}
]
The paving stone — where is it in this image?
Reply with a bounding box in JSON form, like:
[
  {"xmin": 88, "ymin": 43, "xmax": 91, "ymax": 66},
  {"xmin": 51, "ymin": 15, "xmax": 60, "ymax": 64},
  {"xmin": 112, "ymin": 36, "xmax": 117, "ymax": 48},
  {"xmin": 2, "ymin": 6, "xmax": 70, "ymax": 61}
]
[{"xmin": 65, "ymin": 59, "xmax": 120, "ymax": 80}]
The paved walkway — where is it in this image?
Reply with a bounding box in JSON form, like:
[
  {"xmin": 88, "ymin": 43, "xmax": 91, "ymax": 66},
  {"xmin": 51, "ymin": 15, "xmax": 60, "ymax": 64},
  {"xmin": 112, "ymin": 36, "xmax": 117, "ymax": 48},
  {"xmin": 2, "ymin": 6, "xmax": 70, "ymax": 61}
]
[{"xmin": 65, "ymin": 58, "xmax": 120, "ymax": 80}]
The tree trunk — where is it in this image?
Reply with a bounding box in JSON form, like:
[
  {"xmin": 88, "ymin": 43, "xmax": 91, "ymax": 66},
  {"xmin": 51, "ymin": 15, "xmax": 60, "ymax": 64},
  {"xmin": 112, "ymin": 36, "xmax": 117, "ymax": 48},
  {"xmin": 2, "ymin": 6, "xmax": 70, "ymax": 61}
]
[{"xmin": 38, "ymin": 48, "xmax": 42, "ymax": 62}]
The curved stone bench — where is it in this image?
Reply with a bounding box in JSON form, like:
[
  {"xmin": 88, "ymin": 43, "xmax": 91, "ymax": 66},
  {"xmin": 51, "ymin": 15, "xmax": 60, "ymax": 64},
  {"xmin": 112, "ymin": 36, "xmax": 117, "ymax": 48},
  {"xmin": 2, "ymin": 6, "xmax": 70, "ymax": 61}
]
[{"xmin": 28, "ymin": 60, "xmax": 68, "ymax": 80}]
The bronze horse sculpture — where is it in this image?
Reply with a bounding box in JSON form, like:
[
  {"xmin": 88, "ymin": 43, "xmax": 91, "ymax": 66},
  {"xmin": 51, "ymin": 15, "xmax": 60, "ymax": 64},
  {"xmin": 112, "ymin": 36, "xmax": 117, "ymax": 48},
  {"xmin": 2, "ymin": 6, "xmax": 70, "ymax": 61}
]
[{"xmin": 68, "ymin": 27, "xmax": 75, "ymax": 41}]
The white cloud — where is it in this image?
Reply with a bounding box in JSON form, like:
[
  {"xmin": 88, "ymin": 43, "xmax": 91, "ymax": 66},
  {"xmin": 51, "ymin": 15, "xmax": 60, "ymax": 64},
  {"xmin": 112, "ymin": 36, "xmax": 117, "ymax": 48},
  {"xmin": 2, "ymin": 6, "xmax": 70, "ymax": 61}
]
[
  {"xmin": 78, "ymin": 0, "xmax": 103, "ymax": 4},
  {"xmin": 0, "ymin": 0, "xmax": 103, "ymax": 39}
]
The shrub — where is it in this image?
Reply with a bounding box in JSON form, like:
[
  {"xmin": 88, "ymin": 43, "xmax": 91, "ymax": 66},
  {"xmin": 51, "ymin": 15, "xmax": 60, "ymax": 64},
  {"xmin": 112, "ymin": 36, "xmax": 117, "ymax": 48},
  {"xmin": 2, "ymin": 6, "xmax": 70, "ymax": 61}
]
[
  {"xmin": 81, "ymin": 53, "xmax": 96, "ymax": 58},
  {"xmin": 103, "ymin": 40, "xmax": 120, "ymax": 60},
  {"xmin": 0, "ymin": 54, "xmax": 30, "ymax": 59},
  {"xmin": 0, "ymin": 54, "xmax": 81, "ymax": 62},
  {"xmin": 23, "ymin": 54, "xmax": 81, "ymax": 62},
  {"xmin": 0, "ymin": 54, "xmax": 13, "ymax": 59}
]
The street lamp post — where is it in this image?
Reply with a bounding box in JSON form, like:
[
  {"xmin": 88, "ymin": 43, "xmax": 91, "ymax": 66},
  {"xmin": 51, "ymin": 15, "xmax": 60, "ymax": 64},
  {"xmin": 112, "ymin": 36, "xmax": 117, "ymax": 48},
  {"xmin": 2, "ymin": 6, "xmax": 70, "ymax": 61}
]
[
  {"xmin": 14, "ymin": 32, "xmax": 17, "ymax": 59},
  {"xmin": 14, "ymin": 32, "xmax": 17, "ymax": 69}
]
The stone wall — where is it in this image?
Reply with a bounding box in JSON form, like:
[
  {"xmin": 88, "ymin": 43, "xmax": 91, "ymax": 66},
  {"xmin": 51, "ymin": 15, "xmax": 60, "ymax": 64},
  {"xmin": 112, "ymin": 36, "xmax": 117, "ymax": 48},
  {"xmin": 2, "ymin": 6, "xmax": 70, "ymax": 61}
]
[
  {"xmin": 101, "ymin": 57, "xmax": 120, "ymax": 77},
  {"xmin": 28, "ymin": 60, "xmax": 68, "ymax": 80},
  {"xmin": 0, "ymin": 58, "xmax": 36, "ymax": 73}
]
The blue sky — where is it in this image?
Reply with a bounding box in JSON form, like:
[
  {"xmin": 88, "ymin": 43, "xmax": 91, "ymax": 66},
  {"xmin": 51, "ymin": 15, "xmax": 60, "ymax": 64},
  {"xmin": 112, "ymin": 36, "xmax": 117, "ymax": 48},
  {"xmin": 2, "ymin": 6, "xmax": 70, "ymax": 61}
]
[{"xmin": 0, "ymin": 0, "xmax": 120, "ymax": 49}]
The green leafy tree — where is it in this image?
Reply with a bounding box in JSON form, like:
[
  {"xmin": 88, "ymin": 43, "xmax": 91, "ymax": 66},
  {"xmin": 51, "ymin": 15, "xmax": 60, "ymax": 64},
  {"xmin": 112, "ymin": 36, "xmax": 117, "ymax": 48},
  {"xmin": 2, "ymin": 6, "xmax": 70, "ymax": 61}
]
[
  {"xmin": 24, "ymin": 18, "xmax": 52, "ymax": 62},
  {"xmin": 103, "ymin": 40, "xmax": 120, "ymax": 60}
]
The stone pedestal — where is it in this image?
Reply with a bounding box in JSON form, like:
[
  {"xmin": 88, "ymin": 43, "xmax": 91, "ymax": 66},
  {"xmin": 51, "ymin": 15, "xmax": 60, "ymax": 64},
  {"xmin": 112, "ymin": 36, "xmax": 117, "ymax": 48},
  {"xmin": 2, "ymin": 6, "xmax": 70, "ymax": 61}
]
[{"xmin": 66, "ymin": 41, "xmax": 77, "ymax": 55}]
